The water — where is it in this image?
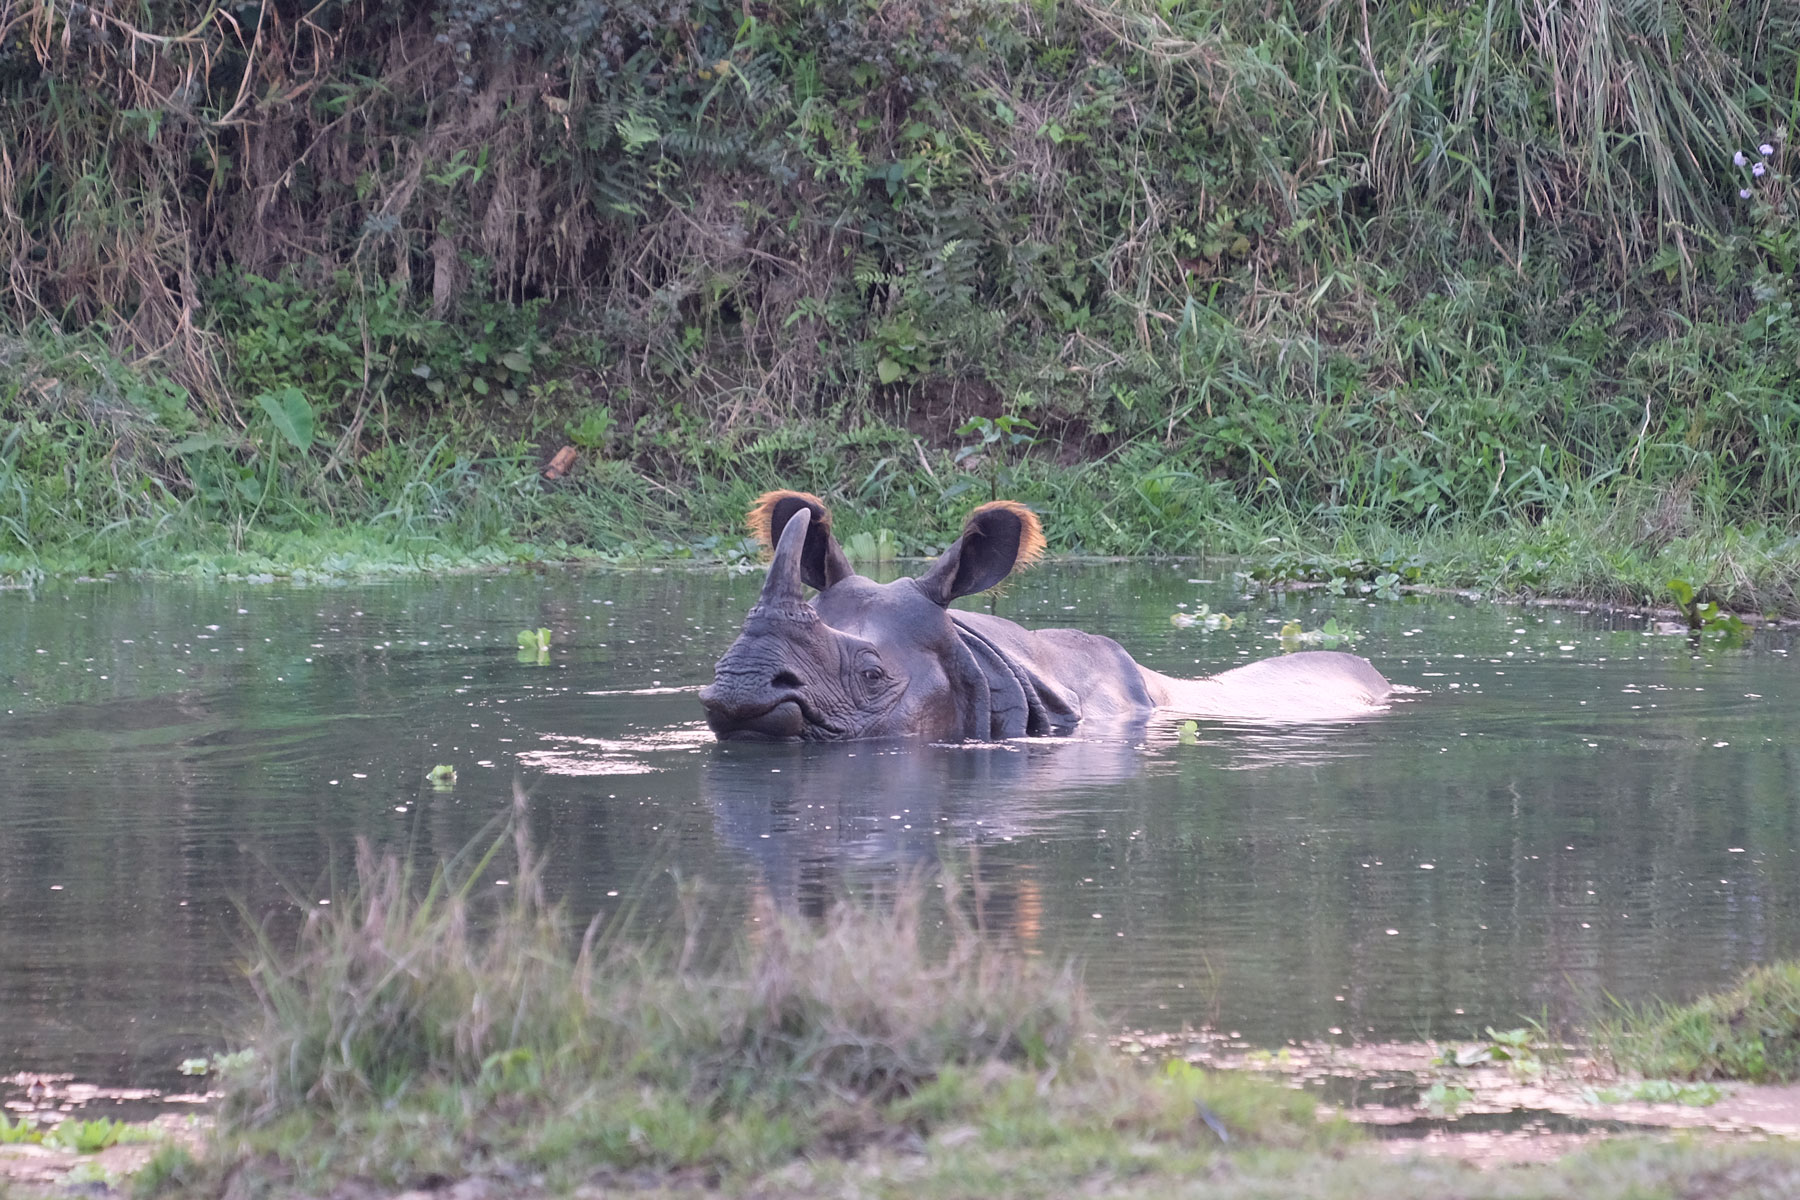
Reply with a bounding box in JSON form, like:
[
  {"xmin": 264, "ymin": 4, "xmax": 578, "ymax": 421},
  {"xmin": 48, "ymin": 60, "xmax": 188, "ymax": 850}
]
[{"xmin": 3, "ymin": 564, "xmax": 1797, "ymax": 1089}]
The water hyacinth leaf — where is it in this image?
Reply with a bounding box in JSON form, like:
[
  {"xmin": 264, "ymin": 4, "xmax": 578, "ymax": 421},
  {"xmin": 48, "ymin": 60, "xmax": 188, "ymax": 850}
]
[{"xmin": 254, "ymin": 387, "xmax": 315, "ymax": 451}]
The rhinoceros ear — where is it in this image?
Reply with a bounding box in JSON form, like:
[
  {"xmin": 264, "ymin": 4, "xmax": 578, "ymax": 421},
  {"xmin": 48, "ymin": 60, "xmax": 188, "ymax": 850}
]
[
  {"xmin": 916, "ymin": 501, "xmax": 1046, "ymax": 606},
  {"xmin": 747, "ymin": 490, "xmax": 855, "ymax": 591}
]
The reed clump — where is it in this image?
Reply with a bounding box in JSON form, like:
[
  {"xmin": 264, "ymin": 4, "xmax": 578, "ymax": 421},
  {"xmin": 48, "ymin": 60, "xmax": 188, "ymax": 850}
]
[
  {"xmin": 1604, "ymin": 963, "xmax": 1800, "ymax": 1084},
  {"xmin": 218, "ymin": 815, "xmax": 1332, "ymax": 1188}
]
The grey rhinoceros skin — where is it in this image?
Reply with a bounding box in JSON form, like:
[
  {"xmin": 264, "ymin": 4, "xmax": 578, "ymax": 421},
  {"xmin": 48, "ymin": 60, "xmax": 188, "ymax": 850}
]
[{"xmin": 698, "ymin": 491, "xmax": 1394, "ymax": 742}]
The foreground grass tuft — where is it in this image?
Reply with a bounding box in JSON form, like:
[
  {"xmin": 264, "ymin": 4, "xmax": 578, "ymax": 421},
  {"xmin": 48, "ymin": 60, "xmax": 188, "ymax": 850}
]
[
  {"xmin": 1604, "ymin": 963, "xmax": 1800, "ymax": 1083},
  {"xmin": 216, "ymin": 812, "xmax": 1338, "ymax": 1190}
]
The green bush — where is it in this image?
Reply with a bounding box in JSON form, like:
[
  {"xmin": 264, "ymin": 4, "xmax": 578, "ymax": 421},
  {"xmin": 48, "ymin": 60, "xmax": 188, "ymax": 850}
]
[{"xmin": 1608, "ymin": 962, "xmax": 1800, "ymax": 1082}]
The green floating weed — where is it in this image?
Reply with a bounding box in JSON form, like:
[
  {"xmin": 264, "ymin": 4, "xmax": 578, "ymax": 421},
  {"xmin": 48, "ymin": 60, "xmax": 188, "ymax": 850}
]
[
  {"xmin": 1667, "ymin": 578, "xmax": 1751, "ymax": 641},
  {"xmin": 427, "ymin": 764, "xmax": 457, "ymax": 790},
  {"xmin": 1421, "ymin": 1081, "xmax": 1475, "ymax": 1117},
  {"xmin": 1587, "ymin": 1079, "xmax": 1723, "ymax": 1107},
  {"xmin": 1276, "ymin": 617, "xmax": 1356, "ymax": 648},
  {"xmin": 1169, "ymin": 604, "xmax": 1237, "ymax": 631},
  {"xmin": 178, "ymin": 1050, "xmax": 255, "ymax": 1079},
  {"xmin": 1445, "ymin": 1026, "xmax": 1546, "ymax": 1078},
  {"xmin": 516, "ymin": 627, "xmax": 551, "ymax": 665}
]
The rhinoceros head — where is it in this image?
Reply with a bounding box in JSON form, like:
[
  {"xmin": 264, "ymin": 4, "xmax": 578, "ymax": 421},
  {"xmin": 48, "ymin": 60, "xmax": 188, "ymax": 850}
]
[{"xmin": 699, "ymin": 491, "xmax": 1044, "ymax": 741}]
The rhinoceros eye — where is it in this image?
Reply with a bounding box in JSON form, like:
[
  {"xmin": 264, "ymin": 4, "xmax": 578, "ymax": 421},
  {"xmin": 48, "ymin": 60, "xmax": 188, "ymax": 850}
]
[{"xmin": 858, "ymin": 657, "xmax": 887, "ymax": 685}]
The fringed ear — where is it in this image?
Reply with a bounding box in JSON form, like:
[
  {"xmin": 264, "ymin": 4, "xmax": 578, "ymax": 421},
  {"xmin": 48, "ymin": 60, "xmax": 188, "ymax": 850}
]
[
  {"xmin": 915, "ymin": 500, "xmax": 1046, "ymax": 606},
  {"xmin": 745, "ymin": 489, "xmax": 855, "ymax": 591},
  {"xmin": 966, "ymin": 500, "xmax": 1045, "ymax": 571}
]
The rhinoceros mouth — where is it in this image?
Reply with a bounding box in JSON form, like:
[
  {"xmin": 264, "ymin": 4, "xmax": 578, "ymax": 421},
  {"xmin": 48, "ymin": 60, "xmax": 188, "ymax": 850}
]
[{"xmin": 704, "ymin": 697, "xmax": 843, "ymax": 741}]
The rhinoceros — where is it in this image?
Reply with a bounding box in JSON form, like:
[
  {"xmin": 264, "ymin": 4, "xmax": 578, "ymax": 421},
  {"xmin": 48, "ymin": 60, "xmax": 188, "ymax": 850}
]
[{"xmin": 699, "ymin": 491, "xmax": 1392, "ymax": 741}]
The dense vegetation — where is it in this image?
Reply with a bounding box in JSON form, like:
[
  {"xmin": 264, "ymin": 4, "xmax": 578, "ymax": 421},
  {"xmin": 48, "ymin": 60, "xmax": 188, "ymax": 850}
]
[
  {"xmin": 4, "ymin": 0, "xmax": 1799, "ymax": 606},
  {"xmin": 1607, "ymin": 962, "xmax": 1800, "ymax": 1084},
  {"xmin": 207, "ymin": 819, "xmax": 1343, "ymax": 1189}
]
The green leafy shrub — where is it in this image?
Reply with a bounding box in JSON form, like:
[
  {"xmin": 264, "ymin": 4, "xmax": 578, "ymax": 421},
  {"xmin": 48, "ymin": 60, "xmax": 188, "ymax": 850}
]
[{"xmin": 1608, "ymin": 962, "xmax": 1800, "ymax": 1082}]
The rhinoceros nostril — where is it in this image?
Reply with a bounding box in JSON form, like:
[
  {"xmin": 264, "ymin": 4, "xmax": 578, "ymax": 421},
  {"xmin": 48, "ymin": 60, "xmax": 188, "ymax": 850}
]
[{"xmin": 771, "ymin": 669, "xmax": 804, "ymax": 690}]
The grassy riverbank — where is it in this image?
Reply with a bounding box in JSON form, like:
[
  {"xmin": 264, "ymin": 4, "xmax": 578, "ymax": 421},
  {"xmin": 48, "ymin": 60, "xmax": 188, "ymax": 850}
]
[
  {"xmin": 6, "ymin": 1, "xmax": 1800, "ymax": 609},
  {"xmin": 7, "ymin": 323, "xmax": 1800, "ymax": 616},
  {"xmin": 191, "ymin": 822, "xmax": 1355, "ymax": 1193}
]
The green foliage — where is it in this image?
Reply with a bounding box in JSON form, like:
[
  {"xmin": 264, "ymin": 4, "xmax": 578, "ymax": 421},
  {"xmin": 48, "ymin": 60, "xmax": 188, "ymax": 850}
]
[
  {"xmin": 1445, "ymin": 1025, "xmax": 1548, "ymax": 1078},
  {"xmin": 0, "ymin": 1113, "xmax": 41, "ymax": 1145},
  {"xmin": 41, "ymin": 1118, "xmax": 152, "ymax": 1154},
  {"xmin": 565, "ymin": 407, "xmax": 616, "ymax": 452},
  {"xmin": 1277, "ymin": 618, "xmax": 1357, "ymax": 649},
  {"xmin": 951, "ymin": 416, "xmax": 1040, "ymax": 504},
  {"xmin": 841, "ymin": 528, "xmax": 898, "ymax": 563},
  {"xmin": 1420, "ymin": 1081, "xmax": 1475, "ymax": 1117},
  {"xmin": 229, "ymin": 816, "xmax": 1326, "ymax": 1186},
  {"xmin": 516, "ymin": 627, "xmax": 551, "ymax": 664},
  {"xmin": 132, "ymin": 1146, "xmax": 200, "ymax": 1198},
  {"xmin": 1607, "ymin": 962, "xmax": 1800, "ymax": 1082},
  {"xmin": 254, "ymin": 388, "xmax": 317, "ymax": 453},
  {"xmin": 1587, "ymin": 1079, "xmax": 1723, "ymax": 1107},
  {"xmin": 1169, "ymin": 604, "xmax": 1237, "ymax": 631},
  {"xmin": 1667, "ymin": 578, "xmax": 1753, "ymax": 640},
  {"xmin": 5, "ymin": 0, "xmax": 1800, "ymax": 592}
]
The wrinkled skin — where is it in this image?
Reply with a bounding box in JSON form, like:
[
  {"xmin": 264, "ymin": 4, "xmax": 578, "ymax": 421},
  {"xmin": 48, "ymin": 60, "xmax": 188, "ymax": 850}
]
[{"xmin": 699, "ymin": 493, "xmax": 1393, "ymax": 742}]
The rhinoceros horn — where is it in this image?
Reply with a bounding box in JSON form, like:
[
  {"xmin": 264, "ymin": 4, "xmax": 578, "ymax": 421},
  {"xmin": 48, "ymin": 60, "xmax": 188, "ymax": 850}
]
[{"xmin": 754, "ymin": 504, "xmax": 813, "ymax": 617}]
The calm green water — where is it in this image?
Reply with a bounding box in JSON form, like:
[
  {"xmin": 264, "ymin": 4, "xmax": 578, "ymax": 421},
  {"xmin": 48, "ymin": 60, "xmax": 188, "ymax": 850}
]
[{"xmin": 3, "ymin": 565, "xmax": 1797, "ymax": 1088}]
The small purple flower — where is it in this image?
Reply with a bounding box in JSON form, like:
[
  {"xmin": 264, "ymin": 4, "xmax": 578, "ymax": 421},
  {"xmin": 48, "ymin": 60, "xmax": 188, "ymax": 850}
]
[
  {"xmin": 1741, "ymin": 188, "xmax": 1753, "ymax": 198},
  {"xmin": 1734, "ymin": 150, "xmax": 1748, "ymax": 166},
  {"xmin": 1753, "ymin": 162, "xmax": 1767, "ymax": 177},
  {"xmin": 1761, "ymin": 144, "xmax": 1775, "ymax": 157}
]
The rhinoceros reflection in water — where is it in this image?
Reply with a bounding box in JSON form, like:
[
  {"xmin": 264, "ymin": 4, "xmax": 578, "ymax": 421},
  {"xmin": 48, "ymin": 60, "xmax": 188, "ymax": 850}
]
[
  {"xmin": 699, "ymin": 490, "xmax": 1392, "ymax": 742},
  {"xmin": 704, "ymin": 735, "xmax": 1147, "ymax": 920}
]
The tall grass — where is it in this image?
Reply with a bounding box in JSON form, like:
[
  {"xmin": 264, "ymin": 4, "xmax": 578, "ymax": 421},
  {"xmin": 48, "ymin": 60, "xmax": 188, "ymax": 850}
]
[
  {"xmin": 217, "ymin": 798, "xmax": 1335, "ymax": 1187},
  {"xmin": 1603, "ymin": 963, "xmax": 1800, "ymax": 1083}
]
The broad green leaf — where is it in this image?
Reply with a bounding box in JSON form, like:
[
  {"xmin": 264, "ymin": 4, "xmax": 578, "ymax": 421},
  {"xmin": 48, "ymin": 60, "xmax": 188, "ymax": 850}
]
[
  {"xmin": 254, "ymin": 387, "xmax": 315, "ymax": 451},
  {"xmin": 170, "ymin": 432, "xmax": 235, "ymax": 455}
]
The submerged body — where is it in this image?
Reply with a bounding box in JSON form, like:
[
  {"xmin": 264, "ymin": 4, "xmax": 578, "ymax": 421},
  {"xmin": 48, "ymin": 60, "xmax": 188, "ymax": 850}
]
[{"xmin": 699, "ymin": 491, "xmax": 1391, "ymax": 742}]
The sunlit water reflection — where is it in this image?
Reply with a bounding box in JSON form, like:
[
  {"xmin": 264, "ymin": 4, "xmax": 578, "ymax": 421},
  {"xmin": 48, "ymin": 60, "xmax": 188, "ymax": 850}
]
[{"xmin": 2, "ymin": 564, "xmax": 1796, "ymax": 1088}]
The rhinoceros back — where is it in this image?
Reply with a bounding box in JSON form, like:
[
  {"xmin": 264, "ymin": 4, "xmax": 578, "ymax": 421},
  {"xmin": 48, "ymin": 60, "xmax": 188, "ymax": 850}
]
[{"xmin": 1148, "ymin": 650, "xmax": 1392, "ymax": 722}]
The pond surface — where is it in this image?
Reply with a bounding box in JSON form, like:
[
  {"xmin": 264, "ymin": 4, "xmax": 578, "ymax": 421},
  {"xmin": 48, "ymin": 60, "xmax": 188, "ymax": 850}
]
[{"xmin": 3, "ymin": 564, "xmax": 1797, "ymax": 1089}]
